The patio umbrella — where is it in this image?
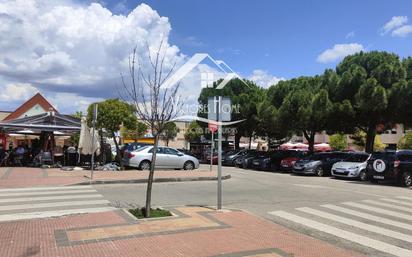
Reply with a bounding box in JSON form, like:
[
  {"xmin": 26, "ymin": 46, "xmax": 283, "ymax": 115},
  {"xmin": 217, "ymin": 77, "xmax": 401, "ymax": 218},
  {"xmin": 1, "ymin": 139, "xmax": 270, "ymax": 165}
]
[
  {"xmin": 78, "ymin": 118, "xmax": 93, "ymax": 155},
  {"xmin": 314, "ymin": 143, "xmax": 332, "ymax": 152}
]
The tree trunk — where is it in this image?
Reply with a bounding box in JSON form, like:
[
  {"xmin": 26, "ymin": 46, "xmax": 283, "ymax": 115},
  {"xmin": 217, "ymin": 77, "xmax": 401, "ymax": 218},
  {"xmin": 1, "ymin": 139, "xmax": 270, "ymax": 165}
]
[
  {"xmin": 248, "ymin": 135, "xmax": 252, "ymax": 149},
  {"xmin": 145, "ymin": 134, "xmax": 159, "ymax": 218},
  {"xmin": 166, "ymin": 139, "xmax": 169, "ymax": 146},
  {"xmin": 112, "ymin": 132, "xmax": 123, "ymax": 170},
  {"xmin": 365, "ymin": 124, "xmax": 376, "ymax": 153},
  {"xmin": 303, "ymin": 130, "xmax": 315, "ymax": 154},
  {"xmin": 235, "ymin": 133, "xmax": 241, "ymax": 149}
]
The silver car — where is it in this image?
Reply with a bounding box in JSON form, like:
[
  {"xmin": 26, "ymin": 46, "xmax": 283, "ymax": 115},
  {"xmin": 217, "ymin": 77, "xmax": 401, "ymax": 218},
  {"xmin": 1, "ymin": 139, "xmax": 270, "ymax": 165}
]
[{"xmin": 124, "ymin": 146, "xmax": 200, "ymax": 170}]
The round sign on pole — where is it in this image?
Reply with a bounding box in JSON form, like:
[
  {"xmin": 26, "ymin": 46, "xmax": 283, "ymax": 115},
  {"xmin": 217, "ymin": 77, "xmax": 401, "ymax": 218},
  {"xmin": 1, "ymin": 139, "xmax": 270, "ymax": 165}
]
[{"xmin": 208, "ymin": 123, "xmax": 218, "ymax": 133}]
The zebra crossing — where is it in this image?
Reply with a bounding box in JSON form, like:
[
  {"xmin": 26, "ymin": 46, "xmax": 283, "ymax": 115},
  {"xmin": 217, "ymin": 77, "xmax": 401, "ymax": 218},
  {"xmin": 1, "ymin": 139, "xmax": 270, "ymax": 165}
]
[
  {"xmin": 0, "ymin": 185, "xmax": 116, "ymax": 222},
  {"xmin": 269, "ymin": 196, "xmax": 412, "ymax": 257}
]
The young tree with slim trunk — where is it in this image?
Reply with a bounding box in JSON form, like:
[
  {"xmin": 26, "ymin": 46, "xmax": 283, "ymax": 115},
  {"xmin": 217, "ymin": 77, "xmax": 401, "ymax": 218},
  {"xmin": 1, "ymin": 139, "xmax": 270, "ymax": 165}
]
[
  {"xmin": 120, "ymin": 40, "xmax": 182, "ymax": 218},
  {"xmin": 86, "ymin": 99, "xmax": 137, "ymax": 169}
]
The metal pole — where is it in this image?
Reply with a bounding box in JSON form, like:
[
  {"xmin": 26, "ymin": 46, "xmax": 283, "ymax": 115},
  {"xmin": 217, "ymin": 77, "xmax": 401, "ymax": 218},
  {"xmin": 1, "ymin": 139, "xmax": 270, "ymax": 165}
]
[
  {"xmin": 90, "ymin": 104, "xmax": 98, "ymax": 180},
  {"xmin": 210, "ymin": 131, "xmax": 214, "ymax": 171},
  {"xmin": 217, "ymin": 96, "xmax": 222, "ymax": 210}
]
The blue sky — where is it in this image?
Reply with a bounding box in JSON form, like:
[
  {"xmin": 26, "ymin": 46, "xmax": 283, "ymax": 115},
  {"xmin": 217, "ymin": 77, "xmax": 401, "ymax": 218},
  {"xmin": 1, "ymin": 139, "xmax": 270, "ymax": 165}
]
[
  {"xmin": 0, "ymin": 0, "xmax": 411, "ymax": 113},
  {"xmin": 103, "ymin": 0, "xmax": 412, "ymax": 79}
]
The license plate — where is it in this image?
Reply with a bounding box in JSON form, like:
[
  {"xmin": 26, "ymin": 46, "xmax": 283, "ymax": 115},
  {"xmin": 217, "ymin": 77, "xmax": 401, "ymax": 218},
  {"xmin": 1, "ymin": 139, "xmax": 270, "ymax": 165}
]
[{"xmin": 373, "ymin": 175, "xmax": 384, "ymax": 180}]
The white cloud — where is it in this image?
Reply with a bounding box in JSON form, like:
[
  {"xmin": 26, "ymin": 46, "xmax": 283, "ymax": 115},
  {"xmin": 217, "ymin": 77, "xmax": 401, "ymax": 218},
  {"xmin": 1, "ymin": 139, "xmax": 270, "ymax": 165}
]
[
  {"xmin": 317, "ymin": 43, "xmax": 364, "ymax": 63},
  {"xmin": 391, "ymin": 25, "xmax": 412, "ymax": 37},
  {"xmin": 0, "ymin": 83, "xmax": 38, "ymax": 102},
  {"xmin": 248, "ymin": 70, "xmax": 285, "ymax": 88},
  {"xmin": 0, "ymin": 0, "xmax": 183, "ymax": 100},
  {"xmin": 381, "ymin": 16, "xmax": 408, "ymax": 35},
  {"xmin": 345, "ymin": 31, "xmax": 355, "ymax": 39}
]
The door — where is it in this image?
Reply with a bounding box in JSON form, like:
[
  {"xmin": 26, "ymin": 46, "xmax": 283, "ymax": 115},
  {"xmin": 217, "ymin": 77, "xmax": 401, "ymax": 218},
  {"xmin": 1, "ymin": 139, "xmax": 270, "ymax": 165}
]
[
  {"xmin": 164, "ymin": 147, "xmax": 181, "ymax": 168},
  {"xmin": 150, "ymin": 147, "xmax": 167, "ymax": 167}
]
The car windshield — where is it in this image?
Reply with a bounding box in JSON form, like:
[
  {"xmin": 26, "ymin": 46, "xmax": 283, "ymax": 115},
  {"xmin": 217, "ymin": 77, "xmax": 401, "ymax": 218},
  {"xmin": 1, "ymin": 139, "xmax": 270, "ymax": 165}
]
[{"xmin": 344, "ymin": 153, "xmax": 369, "ymax": 162}]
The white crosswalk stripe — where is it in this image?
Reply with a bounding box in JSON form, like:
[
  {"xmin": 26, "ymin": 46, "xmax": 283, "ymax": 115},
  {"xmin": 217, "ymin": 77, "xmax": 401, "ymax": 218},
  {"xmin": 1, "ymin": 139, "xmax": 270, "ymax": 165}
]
[
  {"xmin": 269, "ymin": 198, "xmax": 412, "ymax": 257},
  {"xmin": 0, "ymin": 185, "xmax": 115, "ymax": 222}
]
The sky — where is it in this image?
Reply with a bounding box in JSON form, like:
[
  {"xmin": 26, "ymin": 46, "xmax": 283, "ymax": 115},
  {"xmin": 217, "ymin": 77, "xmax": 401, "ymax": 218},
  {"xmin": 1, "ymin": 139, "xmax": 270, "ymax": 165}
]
[{"xmin": 0, "ymin": 0, "xmax": 411, "ymax": 113}]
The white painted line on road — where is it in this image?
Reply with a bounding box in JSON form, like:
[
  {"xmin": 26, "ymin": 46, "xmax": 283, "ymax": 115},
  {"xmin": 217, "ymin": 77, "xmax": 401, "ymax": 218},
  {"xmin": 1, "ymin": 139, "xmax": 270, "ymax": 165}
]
[
  {"xmin": 0, "ymin": 194, "xmax": 103, "ymax": 203},
  {"xmin": 269, "ymin": 210, "xmax": 412, "ymax": 257},
  {"xmin": 0, "ymin": 207, "xmax": 117, "ymax": 222},
  {"xmin": 397, "ymin": 196, "xmax": 412, "ymax": 202},
  {"xmin": 297, "ymin": 207, "xmax": 412, "ymax": 243},
  {"xmin": 362, "ymin": 200, "xmax": 412, "ymax": 213},
  {"xmin": 0, "ymin": 199, "xmax": 110, "ymax": 211},
  {"xmin": 381, "ymin": 198, "xmax": 412, "ymax": 207},
  {"xmin": 322, "ymin": 204, "xmax": 412, "ymax": 231},
  {"xmin": 343, "ymin": 202, "xmax": 412, "ymax": 221},
  {"xmin": 0, "ymin": 185, "xmax": 93, "ymax": 193},
  {"xmin": 0, "ymin": 189, "xmax": 97, "ymax": 197}
]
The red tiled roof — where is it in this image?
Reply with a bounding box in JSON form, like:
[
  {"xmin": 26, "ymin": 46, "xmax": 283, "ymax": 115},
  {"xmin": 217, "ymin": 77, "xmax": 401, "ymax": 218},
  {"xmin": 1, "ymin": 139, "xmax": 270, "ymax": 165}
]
[{"xmin": 3, "ymin": 93, "xmax": 58, "ymax": 121}]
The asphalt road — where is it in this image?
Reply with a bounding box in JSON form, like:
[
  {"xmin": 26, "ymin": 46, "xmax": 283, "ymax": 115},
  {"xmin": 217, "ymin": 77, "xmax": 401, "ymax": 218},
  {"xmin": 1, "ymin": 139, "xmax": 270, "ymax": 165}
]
[{"xmin": 95, "ymin": 165, "xmax": 412, "ymax": 257}]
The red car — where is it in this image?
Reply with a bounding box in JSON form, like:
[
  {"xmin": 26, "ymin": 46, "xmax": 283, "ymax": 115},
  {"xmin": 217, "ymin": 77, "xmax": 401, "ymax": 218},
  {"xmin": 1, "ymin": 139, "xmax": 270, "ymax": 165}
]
[
  {"xmin": 279, "ymin": 151, "xmax": 308, "ymax": 172},
  {"xmin": 205, "ymin": 152, "xmax": 218, "ymax": 165}
]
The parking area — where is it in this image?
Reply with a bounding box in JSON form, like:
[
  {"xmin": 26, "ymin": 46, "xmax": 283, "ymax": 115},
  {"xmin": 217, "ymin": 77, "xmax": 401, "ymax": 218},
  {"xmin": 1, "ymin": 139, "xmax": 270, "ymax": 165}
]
[{"xmin": 94, "ymin": 165, "xmax": 412, "ymax": 257}]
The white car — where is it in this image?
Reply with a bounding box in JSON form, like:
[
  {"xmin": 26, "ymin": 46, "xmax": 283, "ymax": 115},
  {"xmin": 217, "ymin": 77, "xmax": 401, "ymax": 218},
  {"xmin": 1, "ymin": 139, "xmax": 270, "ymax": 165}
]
[
  {"xmin": 124, "ymin": 146, "xmax": 200, "ymax": 170},
  {"xmin": 331, "ymin": 152, "xmax": 370, "ymax": 180}
]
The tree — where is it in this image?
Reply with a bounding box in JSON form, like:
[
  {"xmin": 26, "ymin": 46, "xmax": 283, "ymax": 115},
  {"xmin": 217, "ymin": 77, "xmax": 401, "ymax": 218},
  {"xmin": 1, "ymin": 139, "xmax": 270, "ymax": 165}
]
[
  {"xmin": 120, "ymin": 40, "xmax": 182, "ymax": 218},
  {"xmin": 329, "ymin": 134, "xmax": 347, "ymax": 151},
  {"xmin": 160, "ymin": 122, "xmax": 179, "ymax": 146},
  {"xmin": 184, "ymin": 121, "xmax": 202, "ymax": 143},
  {"xmin": 87, "ymin": 99, "xmax": 137, "ymax": 169},
  {"xmin": 335, "ymin": 51, "xmax": 406, "ymax": 153},
  {"xmin": 277, "ymin": 77, "xmax": 332, "ymax": 153},
  {"xmin": 121, "ymin": 121, "xmax": 148, "ymax": 142},
  {"xmin": 398, "ymin": 132, "xmax": 412, "ymax": 149}
]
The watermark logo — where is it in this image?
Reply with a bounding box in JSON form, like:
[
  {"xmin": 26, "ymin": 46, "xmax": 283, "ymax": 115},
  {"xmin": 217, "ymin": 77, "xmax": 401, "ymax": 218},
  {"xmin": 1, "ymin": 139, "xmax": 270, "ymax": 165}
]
[
  {"xmin": 161, "ymin": 53, "xmax": 249, "ymax": 89},
  {"xmin": 163, "ymin": 53, "xmax": 247, "ymax": 126}
]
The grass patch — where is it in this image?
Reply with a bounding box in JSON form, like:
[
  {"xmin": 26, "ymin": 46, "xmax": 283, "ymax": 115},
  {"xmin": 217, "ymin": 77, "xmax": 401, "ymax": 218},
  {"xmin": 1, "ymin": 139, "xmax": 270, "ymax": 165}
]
[{"xmin": 129, "ymin": 207, "xmax": 172, "ymax": 219}]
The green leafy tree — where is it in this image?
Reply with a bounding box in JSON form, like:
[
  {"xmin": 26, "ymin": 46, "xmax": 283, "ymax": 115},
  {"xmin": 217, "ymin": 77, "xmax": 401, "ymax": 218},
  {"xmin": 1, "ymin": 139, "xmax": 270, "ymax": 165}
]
[
  {"xmin": 198, "ymin": 79, "xmax": 266, "ymax": 149},
  {"xmin": 87, "ymin": 99, "xmax": 137, "ymax": 169},
  {"xmin": 121, "ymin": 121, "xmax": 148, "ymax": 142},
  {"xmin": 278, "ymin": 77, "xmax": 332, "ymax": 153},
  {"xmin": 335, "ymin": 51, "xmax": 406, "ymax": 153},
  {"xmin": 398, "ymin": 131, "xmax": 412, "ymax": 149},
  {"xmin": 184, "ymin": 121, "xmax": 203, "ymax": 143},
  {"xmin": 160, "ymin": 122, "xmax": 179, "ymax": 146},
  {"xmin": 329, "ymin": 134, "xmax": 347, "ymax": 151}
]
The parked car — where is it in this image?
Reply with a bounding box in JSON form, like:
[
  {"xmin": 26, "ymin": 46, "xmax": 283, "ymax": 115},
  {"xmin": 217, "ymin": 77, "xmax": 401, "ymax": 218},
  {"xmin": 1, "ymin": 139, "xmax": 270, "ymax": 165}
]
[
  {"xmin": 331, "ymin": 152, "xmax": 370, "ymax": 180},
  {"xmin": 121, "ymin": 142, "xmax": 150, "ymax": 156},
  {"xmin": 222, "ymin": 149, "xmax": 252, "ymax": 166},
  {"xmin": 205, "ymin": 152, "xmax": 218, "ymax": 165},
  {"xmin": 292, "ymin": 152, "xmax": 349, "ymax": 176},
  {"xmin": 366, "ymin": 150, "xmax": 412, "ymax": 186},
  {"xmin": 124, "ymin": 146, "xmax": 200, "ymax": 170},
  {"xmin": 251, "ymin": 151, "xmax": 272, "ymax": 171},
  {"xmin": 278, "ymin": 150, "xmax": 309, "ymax": 172},
  {"xmin": 234, "ymin": 150, "xmax": 258, "ymax": 168}
]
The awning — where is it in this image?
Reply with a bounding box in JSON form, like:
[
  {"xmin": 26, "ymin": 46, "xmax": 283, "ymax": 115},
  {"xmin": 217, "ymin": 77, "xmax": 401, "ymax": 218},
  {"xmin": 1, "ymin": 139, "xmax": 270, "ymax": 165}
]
[{"xmin": 0, "ymin": 111, "xmax": 81, "ymax": 133}]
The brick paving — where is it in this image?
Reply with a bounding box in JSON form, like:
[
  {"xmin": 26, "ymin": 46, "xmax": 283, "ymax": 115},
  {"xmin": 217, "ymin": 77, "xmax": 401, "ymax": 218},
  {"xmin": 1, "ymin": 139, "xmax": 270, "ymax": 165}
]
[
  {"xmin": 0, "ymin": 206, "xmax": 365, "ymax": 257},
  {"xmin": 0, "ymin": 167, "xmax": 221, "ymax": 188}
]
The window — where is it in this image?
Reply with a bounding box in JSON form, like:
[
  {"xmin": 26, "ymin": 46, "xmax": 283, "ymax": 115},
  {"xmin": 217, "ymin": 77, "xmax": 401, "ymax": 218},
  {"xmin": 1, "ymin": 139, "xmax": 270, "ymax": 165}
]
[
  {"xmin": 148, "ymin": 147, "xmax": 164, "ymax": 154},
  {"xmin": 164, "ymin": 148, "xmax": 179, "ymax": 155}
]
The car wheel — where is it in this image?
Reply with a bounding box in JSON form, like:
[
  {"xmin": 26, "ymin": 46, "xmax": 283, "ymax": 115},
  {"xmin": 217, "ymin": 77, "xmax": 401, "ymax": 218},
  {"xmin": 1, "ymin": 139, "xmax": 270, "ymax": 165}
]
[
  {"xmin": 183, "ymin": 161, "xmax": 195, "ymax": 170},
  {"xmin": 315, "ymin": 166, "xmax": 324, "ymax": 177},
  {"xmin": 359, "ymin": 170, "xmax": 368, "ymax": 181},
  {"xmin": 401, "ymin": 172, "xmax": 412, "ymax": 187},
  {"xmin": 139, "ymin": 160, "xmax": 151, "ymax": 171}
]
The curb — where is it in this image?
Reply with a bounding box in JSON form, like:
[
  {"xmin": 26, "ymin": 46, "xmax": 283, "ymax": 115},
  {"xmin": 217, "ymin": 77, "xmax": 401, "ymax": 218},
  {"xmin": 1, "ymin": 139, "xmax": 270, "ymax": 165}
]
[{"xmin": 74, "ymin": 174, "xmax": 231, "ymax": 185}]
